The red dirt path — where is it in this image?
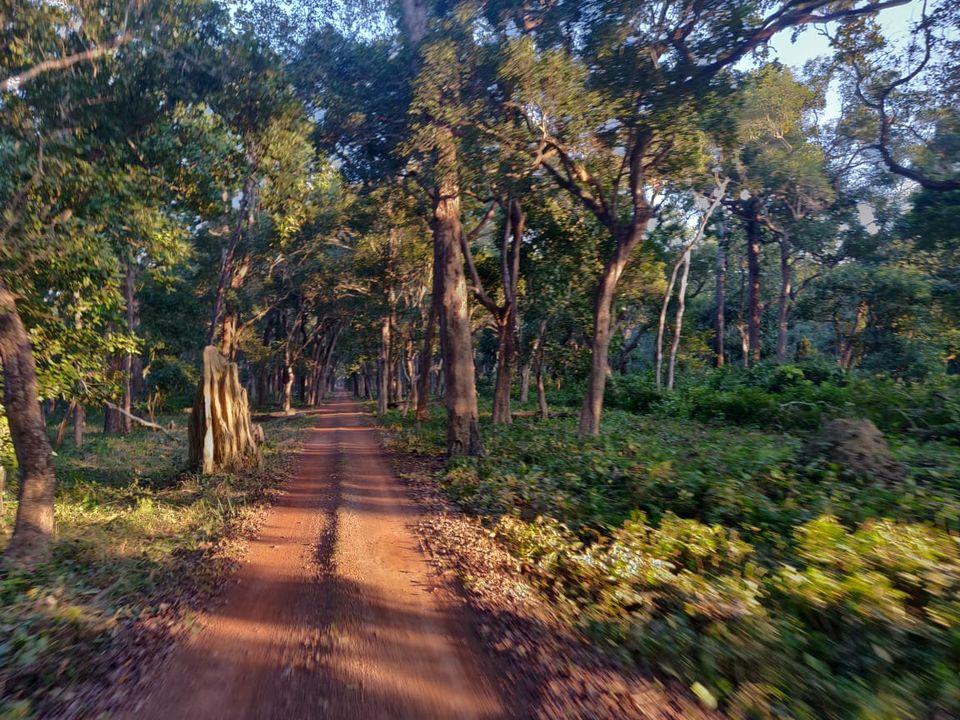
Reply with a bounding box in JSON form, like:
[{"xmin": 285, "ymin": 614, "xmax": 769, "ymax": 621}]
[{"xmin": 124, "ymin": 397, "xmax": 504, "ymax": 720}]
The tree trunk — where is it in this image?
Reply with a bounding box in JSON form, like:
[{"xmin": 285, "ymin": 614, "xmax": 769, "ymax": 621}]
[
  {"xmin": 715, "ymin": 239, "xmax": 726, "ymax": 368},
  {"xmin": 54, "ymin": 400, "xmax": 77, "ymax": 449},
  {"xmin": 377, "ymin": 312, "xmax": 390, "ymax": 415},
  {"xmin": 401, "ymin": 0, "xmax": 428, "ymax": 43},
  {"xmin": 1, "ymin": 283, "xmax": 57, "ymax": 567},
  {"xmin": 388, "ymin": 285, "xmax": 399, "ymax": 405},
  {"xmin": 667, "ymin": 249, "xmax": 691, "ymax": 390},
  {"xmin": 282, "ymin": 346, "xmax": 294, "ymax": 415},
  {"xmin": 103, "ymin": 351, "xmax": 123, "ymax": 435},
  {"xmin": 737, "ymin": 321, "xmax": 750, "ymax": 368},
  {"xmin": 491, "ymin": 309, "xmax": 516, "ymax": 424},
  {"xmin": 392, "ymin": 356, "xmax": 402, "ymax": 404},
  {"xmin": 746, "ymin": 202, "xmax": 763, "ymax": 365},
  {"xmin": 364, "ymin": 363, "xmax": 374, "ymax": 400},
  {"xmin": 73, "ymin": 403, "xmax": 84, "ymax": 448},
  {"xmin": 317, "ymin": 325, "xmax": 341, "ymax": 404},
  {"xmin": 208, "ymin": 174, "xmax": 255, "ymax": 346},
  {"xmin": 490, "ymin": 198, "xmax": 524, "ymax": 425},
  {"xmin": 655, "ymin": 260, "xmax": 682, "ymax": 389},
  {"xmin": 218, "ymin": 254, "xmax": 250, "ymax": 362},
  {"xmin": 776, "ymin": 235, "xmax": 792, "ymax": 363},
  {"xmin": 534, "ymin": 320, "xmax": 548, "ymax": 421},
  {"xmin": 840, "ymin": 302, "xmax": 868, "ymax": 370},
  {"xmin": 737, "ymin": 254, "xmax": 751, "ymax": 368},
  {"xmin": 435, "ymin": 142, "xmax": 483, "ymax": 456},
  {"xmin": 188, "ymin": 346, "xmax": 263, "ymax": 473},
  {"xmin": 519, "ymin": 363, "xmax": 531, "ymax": 404},
  {"xmin": 404, "ymin": 334, "xmax": 417, "ymax": 416},
  {"xmin": 579, "ymin": 225, "xmax": 642, "ymax": 437},
  {"xmin": 121, "ymin": 258, "xmax": 139, "ymax": 434},
  {"xmin": 416, "ymin": 257, "xmax": 439, "ymax": 422}
]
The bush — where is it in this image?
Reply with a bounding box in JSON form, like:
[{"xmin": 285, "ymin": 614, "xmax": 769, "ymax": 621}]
[
  {"xmin": 383, "ymin": 400, "xmax": 960, "ymax": 718},
  {"xmin": 605, "ymin": 373, "xmax": 662, "ymax": 414},
  {"xmin": 494, "ymin": 510, "xmax": 960, "ymax": 718},
  {"xmin": 595, "ymin": 365, "xmax": 960, "ymax": 439},
  {"xmin": 144, "ymin": 356, "xmax": 199, "ymax": 409}
]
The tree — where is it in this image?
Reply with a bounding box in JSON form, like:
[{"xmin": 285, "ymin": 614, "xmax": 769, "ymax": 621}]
[
  {"xmin": 723, "ymin": 65, "xmax": 834, "ymax": 364},
  {"xmin": 0, "ymin": 284, "xmax": 56, "ymax": 567},
  {"xmin": 835, "ymin": 1, "xmax": 960, "ymax": 191},
  {"xmin": 462, "ymin": 199, "xmax": 525, "ymax": 424},
  {"xmin": 403, "ymin": 10, "xmax": 489, "ymax": 454},
  {"xmin": 491, "ymin": 0, "xmax": 912, "ymax": 435}
]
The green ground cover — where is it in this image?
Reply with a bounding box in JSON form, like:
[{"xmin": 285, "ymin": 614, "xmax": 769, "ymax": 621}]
[
  {"xmin": 384, "ymin": 370, "xmax": 960, "ymax": 719},
  {"xmin": 0, "ymin": 412, "xmax": 315, "ymax": 718}
]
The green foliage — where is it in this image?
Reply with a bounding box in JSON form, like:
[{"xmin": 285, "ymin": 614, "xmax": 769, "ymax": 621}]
[
  {"xmin": 0, "ymin": 414, "xmax": 315, "ymax": 717},
  {"xmin": 143, "ymin": 357, "xmax": 200, "ymax": 410},
  {"xmin": 0, "ymin": 405, "xmax": 13, "ymax": 470},
  {"xmin": 598, "ymin": 364, "xmax": 960, "ymax": 441},
  {"xmin": 384, "ymin": 400, "xmax": 960, "ymax": 718}
]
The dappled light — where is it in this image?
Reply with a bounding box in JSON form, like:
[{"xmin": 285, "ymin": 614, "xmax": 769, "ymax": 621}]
[{"xmin": 1, "ymin": 0, "xmax": 958, "ymax": 718}]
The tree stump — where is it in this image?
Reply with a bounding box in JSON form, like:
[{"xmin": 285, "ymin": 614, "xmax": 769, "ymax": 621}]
[{"xmin": 188, "ymin": 346, "xmax": 263, "ymax": 474}]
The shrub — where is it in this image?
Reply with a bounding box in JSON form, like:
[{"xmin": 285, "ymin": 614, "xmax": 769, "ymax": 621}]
[
  {"xmin": 383, "ymin": 395, "xmax": 960, "ymax": 718},
  {"xmin": 495, "ymin": 511, "xmax": 960, "ymax": 718},
  {"xmin": 605, "ymin": 373, "xmax": 662, "ymax": 414}
]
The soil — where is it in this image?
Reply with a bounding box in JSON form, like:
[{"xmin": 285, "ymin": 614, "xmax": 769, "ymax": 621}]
[
  {"xmin": 807, "ymin": 417, "xmax": 905, "ymax": 483},
  {"xmin": 124, "ymin": 397, "xmax": 503, "ymax": 720},
  {"xmin": 122, "ymin": 396, "xmax": 710, "ymax": 719},
  {"xmin": 388, "ymin": 437, "xmax": 718, "ymax": 720}
]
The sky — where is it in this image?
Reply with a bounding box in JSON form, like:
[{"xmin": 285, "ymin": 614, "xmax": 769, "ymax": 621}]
[{"xmin": 760, "ymin": 0, "xmax": 928, "ymax": 119}]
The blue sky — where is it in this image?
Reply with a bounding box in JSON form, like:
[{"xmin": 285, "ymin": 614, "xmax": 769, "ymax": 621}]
[
  {"xmin": 761, "ymin": 0, "xmax": 927, "ymax": 118},
  {"xmin": 770, "ymin": 0, "xmax": 924, "ymax": 66}
]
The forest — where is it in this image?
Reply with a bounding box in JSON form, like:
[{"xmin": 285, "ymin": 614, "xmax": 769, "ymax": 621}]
[{"xmin": 1, "ymin": 0, "xmax": 959, "ymax": 718}]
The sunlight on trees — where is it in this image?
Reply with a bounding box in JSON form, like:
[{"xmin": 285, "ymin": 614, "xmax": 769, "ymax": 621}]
[{"xmin": 1, "ymin": 0, "xmax": 959, "ymax": 715}]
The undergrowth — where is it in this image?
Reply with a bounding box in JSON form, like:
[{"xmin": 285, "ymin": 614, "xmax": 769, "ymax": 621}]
[
  {"xmin": 0, "ymin": 412, "xmax": 315, "ymax": 719},
  {"xmin": 383, "ymin": 393, "xmax": 960, "ymax": 719}
]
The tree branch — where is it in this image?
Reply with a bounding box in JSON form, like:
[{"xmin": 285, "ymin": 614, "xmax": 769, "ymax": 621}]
[
  {"xmin": 1, "ymin": 29, "xmax": 134, "ymax": 93},
  {"xmin": 104, "ymin": 402, "xmax": 178, "ymax": 440}
]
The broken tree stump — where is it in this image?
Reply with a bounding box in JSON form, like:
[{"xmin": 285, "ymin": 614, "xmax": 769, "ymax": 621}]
[{"xmin": 188, "ymin": 346, "xmax": 264, "ymax": 474}]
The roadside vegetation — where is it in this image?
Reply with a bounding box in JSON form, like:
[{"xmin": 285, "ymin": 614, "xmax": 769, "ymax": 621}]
[
  {"xmin": 3, "ymin": 0, "xmax": 959, "ymax": 718},
  {"xmin": 0, "ymin": 412, "xmax": 314, "ymax": 718},
  {"xmin": 384, "ymin": 366, "xmax": 960, "ymax": 718}
]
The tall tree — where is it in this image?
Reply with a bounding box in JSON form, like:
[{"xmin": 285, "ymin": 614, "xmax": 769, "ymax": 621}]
[{"xmin": 492, "ymin": 0, "xmax": 912, "ymax": 435}]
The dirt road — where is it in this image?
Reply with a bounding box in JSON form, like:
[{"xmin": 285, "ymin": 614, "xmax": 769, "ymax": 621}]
[{"xmin": 126, "ymin": 397, "xmax": 504, "ymax": 720}]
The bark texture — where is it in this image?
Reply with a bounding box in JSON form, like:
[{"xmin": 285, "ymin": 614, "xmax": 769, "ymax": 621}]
[
  {"xmin": 667, "ymin": 250, "xmax": 691, "ymax": 390},
  {"xmin": 122, "ymin": 258, "xmax": 140, "ymax": 433},
  {"xmin": 579, "ymin": 225, "xmax": 643, "ymax": 436},
  {"xmin": 745, "ymin": 201, "xmax": 763, "ymax": 365},
  {"xmin": 519, "ymin": 363, "xmax": 531, "ymax": 403},
  {"xmin": 188, "ymin": 346, "xmax": 263, "ymax": 474},
  {"xmin": 435, "ymin": 148, "xmax": 483, "ymax": 456},
  {"xmin": 1, "ymin": 284, "xmax": 57, "ymax": 567},
  {"xmin": 533, "ymin": 320, "xmax": 549, "ymax": 421},
  {"xmin": 378, "ymin": 313, "xmax": 391, "ymax": 415},
  {"xmin": 73, "ymin": 403, "xmax": 84, "ymax": 448},
  {"xmin": 776, "ymin": 235, "xmax": 792, "ymax": 363},
  {"xmin": 416, "ymin": 242, "xmax": 440, "ymax": 423},
  {"xmin": 489, "ymin": 199, "xmax": 524, "ymax": 425},
  {"xmin": 715, "ymin": 240, "xmax": 726, "ymax": 368}
]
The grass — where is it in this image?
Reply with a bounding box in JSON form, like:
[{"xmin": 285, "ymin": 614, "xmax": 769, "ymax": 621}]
[{"xmin": 0, "ymin": 409, "xmax": 317, "ymax": 719}]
